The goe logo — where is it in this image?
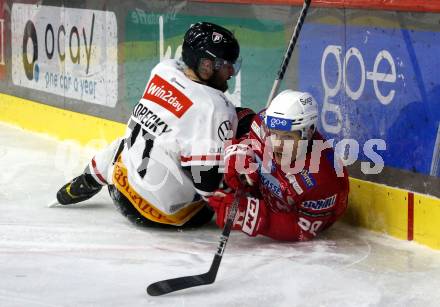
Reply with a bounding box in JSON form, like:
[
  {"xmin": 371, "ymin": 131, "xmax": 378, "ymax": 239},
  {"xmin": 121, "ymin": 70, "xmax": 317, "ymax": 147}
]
[
  {"xmin": 321, "ymin": 45, "xmax": 398, "ymax": 134},
  {"xmin": 267, "ymin": 116, "xmax": 291, "ymax": 131},
  {"xmin": 271, "ymin": 118, "xmax": 287, "ymax": 127},
  {"xmin": 22, "ymin": 14, "xmax": 95, "ymax": 81}
]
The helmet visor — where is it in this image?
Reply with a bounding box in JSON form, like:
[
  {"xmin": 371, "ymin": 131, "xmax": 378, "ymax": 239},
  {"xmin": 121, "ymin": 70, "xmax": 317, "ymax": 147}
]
[
  {"xmin": 231, "ymin": 57, "xmax": 242, "ymax": 76},
  {"xmin": 214, "ymin": 57, "xmax": 242, "ymax": 76}
]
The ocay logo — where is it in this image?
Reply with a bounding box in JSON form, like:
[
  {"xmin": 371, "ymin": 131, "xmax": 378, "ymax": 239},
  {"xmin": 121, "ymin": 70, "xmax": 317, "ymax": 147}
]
[
  {"xmin": 12, "ymin": 4, "xmax": 118, "ymax": 107},
  {"xmin": 0, "ymin": 18, "xmax": 4, "ymax": 66},
  {"xmin": 22, "ymin": 13, "xmax": 95, "ymax": 81}
]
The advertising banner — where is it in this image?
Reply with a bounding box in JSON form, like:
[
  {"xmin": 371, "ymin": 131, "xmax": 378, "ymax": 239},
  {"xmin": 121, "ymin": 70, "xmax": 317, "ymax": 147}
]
[
  {"xmin": 298, "ymin": 23, "xmax": 440, "ymax": 176},
  {"xmin": 195, "ymin": 0, "xmax": 440, "ymax": 13},
  {"xmin": 124, "ymin": 10, "xmax": 286, "ymax": 110},
  {"xmin": 0, "ymin": 0, "xmax": 6, "ymax": 80},
  {"xmin": 11, "ymin": 4, "xmax": 118, "ymax": 106}
]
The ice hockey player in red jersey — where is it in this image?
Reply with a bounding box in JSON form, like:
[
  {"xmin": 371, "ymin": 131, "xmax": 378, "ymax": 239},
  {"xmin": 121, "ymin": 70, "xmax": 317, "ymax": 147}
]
[
  {"xmin": 208, "ymin": 90, "xmax": 349, "ymax": 241},
  {"xmin": 54, "ymin": 22, "xmax": 254, "ymax": 228}
]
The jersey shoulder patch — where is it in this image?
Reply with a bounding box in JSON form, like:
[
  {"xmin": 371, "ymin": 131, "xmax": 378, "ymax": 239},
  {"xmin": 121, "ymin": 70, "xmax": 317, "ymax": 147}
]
[
  {"xmin": 286, "ymin": 173, "xmax": 304, "ymax": 195},
  {"xmin": 251, "ymin": 120, "xmax": 261, "ymax": 139},
  {"xmin": 299, "ymin": 170, "xmax": 316, "ymax": 190},
  {"xmin": 250, "ymin": 111, "xmax": 266, "ymax": 140}
]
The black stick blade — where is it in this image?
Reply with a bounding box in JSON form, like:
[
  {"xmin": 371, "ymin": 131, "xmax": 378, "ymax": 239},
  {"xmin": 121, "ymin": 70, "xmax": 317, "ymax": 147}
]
[
  {"xmin": 146, "ymin": 191, "xmax": 240, "ymax": 296},
  {"xmin": 147, "ymin": 272, "xmax": 214, "ymax": 296}
]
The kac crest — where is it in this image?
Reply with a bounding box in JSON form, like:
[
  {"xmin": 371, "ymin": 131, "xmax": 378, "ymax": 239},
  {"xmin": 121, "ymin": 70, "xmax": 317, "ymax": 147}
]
[{"xmin": 212, "ymin": 32, "xmax": 223, "ymax": 43}]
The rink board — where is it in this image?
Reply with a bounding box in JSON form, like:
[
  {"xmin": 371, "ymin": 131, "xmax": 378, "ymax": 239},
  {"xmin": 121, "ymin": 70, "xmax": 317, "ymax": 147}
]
[
  {"xmin": 0, "ymin": 93, "xmax": 125, "ymax": 145},
  {"xmin": 342, "ymin": 180, "xmax": 440, "ymax": 250},
  {"xmin": 1, "ymin": 93, "xmax": 440, "ymax": 250}
]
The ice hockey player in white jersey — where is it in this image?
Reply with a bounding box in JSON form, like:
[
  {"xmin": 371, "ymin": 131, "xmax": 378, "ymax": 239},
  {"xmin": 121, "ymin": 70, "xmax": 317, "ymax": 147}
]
[{"xmin": 55, "ymin": 22, "xmax": 255, "ymax": 227}]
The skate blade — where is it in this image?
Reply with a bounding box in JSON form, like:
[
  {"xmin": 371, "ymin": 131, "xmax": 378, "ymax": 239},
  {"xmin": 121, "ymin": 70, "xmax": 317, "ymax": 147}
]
[{"xmin": 47, "ymin": 199, "xmax": 60, "ymax": 208}]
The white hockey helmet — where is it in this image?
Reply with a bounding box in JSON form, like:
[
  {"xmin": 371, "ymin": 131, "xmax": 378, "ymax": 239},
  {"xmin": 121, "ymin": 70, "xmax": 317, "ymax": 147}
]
[{"xmin": 264, "ymin": 90, "xmax": 318, "ymax": 140}]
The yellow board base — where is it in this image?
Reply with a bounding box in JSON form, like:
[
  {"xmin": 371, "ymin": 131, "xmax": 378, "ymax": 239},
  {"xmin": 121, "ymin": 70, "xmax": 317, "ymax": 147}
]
[
  {"xmin": 344, "ymin": 178, "xmax": 440, "ymax": 250},
  {"xmin": 414, "ymin": 193, "xmax": 440, "ymax": 249},
  {"xmin": 344, "ymin": 178, "xmax": 408, "ymax": 240},
  {"xmin": 0, "ymin": 93, "xmax": 125, "ymax": 145}
]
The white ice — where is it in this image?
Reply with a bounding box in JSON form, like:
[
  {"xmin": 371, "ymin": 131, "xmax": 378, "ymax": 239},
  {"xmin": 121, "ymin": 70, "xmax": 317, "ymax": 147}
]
[{"xmin": 1, "ymin": 122, "xmax": 440, "ymax": 307}]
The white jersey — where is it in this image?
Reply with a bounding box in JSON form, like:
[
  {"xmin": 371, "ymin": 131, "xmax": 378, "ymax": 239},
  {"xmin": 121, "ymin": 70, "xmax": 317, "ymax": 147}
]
[{"xmin": 112, "ymin": 59, "xmax": 237, "ymax": 224}]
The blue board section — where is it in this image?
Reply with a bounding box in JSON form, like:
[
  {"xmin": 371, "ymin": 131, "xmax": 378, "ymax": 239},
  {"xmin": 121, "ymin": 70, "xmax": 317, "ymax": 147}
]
[{"xmin": 298, "ymin": 23, "xmax": 440, "ymax": 176}]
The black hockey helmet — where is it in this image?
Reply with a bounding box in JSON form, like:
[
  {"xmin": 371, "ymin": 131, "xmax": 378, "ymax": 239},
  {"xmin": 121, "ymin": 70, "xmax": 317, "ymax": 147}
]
[{"xmin": 182, "ymin": 22, "xmax": 241, "ymax": 75}]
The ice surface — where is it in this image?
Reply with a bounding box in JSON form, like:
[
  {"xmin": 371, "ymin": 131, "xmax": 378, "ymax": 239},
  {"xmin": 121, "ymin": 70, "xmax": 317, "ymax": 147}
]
[{"xmin": 1, "ymin": 122, "xmax": 440, "ymax": 307}]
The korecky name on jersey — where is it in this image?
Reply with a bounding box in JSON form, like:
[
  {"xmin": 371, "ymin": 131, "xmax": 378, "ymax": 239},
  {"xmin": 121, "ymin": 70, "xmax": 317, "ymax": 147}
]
[
  {"xmin": 301, "ymin": 195, "xmax": 336, "ymax": 211},
  {"xmin": 132, "ymin": 102, "xmax": 171, "ymax": 136}
]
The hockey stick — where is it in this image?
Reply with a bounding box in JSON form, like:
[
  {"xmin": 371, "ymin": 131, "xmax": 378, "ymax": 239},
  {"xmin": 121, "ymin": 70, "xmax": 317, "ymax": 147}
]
[
  {"xmin": 147, "ymin": 189, "xmax": 243, "ymax": 296},
  {"xmin": 147, "ymin": 0, "xmax": 312, "ymax": 296},
  {"xmin": 266, "ymin": 0, "xmax": 312, "ymax": 106}
]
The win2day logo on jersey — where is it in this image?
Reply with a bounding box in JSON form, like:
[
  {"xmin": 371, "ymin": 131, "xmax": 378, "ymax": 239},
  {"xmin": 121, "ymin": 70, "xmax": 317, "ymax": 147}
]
[{"xmin": 143, "ymin": 74, "xmax": 192, "ymax": 118}]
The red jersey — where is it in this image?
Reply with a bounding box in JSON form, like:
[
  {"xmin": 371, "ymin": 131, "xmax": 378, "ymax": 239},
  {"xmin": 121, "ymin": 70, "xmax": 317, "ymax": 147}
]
[{"xmin": 243, "ymin": 112, "xmax": 349, "ymax": 241}]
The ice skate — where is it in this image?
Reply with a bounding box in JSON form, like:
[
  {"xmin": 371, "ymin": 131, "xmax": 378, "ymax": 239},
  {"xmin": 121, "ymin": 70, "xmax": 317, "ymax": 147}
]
[{"xmin": 56, "ymin": 173, "xmax": 102, "ymax": 205}]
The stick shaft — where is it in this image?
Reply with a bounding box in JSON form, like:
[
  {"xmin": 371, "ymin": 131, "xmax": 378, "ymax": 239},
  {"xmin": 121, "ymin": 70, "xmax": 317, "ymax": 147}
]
[{"xmin": 266, "ymin": 0, "xmax": 312, "ymax": 106}]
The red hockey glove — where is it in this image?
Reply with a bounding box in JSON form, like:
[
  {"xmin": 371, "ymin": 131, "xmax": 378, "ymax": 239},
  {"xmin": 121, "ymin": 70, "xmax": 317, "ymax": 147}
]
[
  {"xmin": 208, "ymin": 189, "xmax": 266, "ymax": 237},
  {"xmin": 223, "ymin": 140, "xmax": 259, "ymax": 190}
]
